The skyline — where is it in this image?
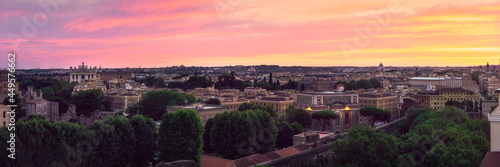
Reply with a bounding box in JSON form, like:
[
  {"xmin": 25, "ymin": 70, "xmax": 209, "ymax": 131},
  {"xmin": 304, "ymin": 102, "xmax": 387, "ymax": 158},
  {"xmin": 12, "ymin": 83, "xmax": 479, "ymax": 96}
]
[{"xmin": 2, "ymin": 0, "xmax": 500, "ymax": 69}]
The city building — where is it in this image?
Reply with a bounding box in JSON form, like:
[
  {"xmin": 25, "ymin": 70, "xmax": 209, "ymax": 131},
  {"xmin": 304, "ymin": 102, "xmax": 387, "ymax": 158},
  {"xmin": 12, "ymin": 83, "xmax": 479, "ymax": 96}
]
[
  {"xmin": 106, "ymin": 92, "xmax": 141, "ymax": 112},
  {"xmin": 69, "ymin": 62, "xmax": 99, "ymax": 83},
  {"xmin": 299, "ymin": 80, "xmax": 338, "ymax": 91},
  {"xmin": 294, "ymin": 91, "xmax": 360, "ymax": 133},
  {"xmin": 413, "ymin": 87, "xmax": 481, "ymax": 111},
  {"xmin": 99, "ymin": 71, "xmax": 134, "ymax": 82},
  {"xmin": 0, "ymin": 105, "xmax": 10, "ymax": 127},
  {"xmin": 72, "ymin": 79, "xmax": 107, "ymax": 94},
  {"xmin": 410, "ymin": 77, "xmax": 462, "ymax": 88},
  {"xmin": 21, "ymin": 87, "xmax": 59, "ymax": 121},
  {"xmin": 359, "ymin": 93, "xmax": 399, "ymax": 120},
  {"xmin": 0, "ymin": 70, "xmax": 19, "ymax": 100},
  {"xmin": 249, "ymin": 97, "xmax": 294, "ymax": 117}
]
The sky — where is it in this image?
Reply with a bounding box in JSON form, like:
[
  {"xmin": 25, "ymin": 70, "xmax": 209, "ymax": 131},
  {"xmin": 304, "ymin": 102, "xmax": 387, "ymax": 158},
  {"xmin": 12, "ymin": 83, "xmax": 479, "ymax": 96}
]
[{"xmin": 1, "ymin": 0, "xmax": 500, "ymax": 69}]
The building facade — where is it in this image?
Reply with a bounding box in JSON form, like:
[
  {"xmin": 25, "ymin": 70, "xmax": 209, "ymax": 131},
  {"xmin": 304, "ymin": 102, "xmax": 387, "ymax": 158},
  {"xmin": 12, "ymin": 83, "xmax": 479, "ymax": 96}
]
[
  {"xmin": 359, "ymin": 93, "xmax": 399, "ymax": 120},
  {"xmin": 69, "ymin": 62, "xmax": 99, "ymax": 83},
  {"xmin": 106, "ymin": 92, "xmax": 141, "ymax": 112},
  {"xmin": 99, "ymin": 71, "xmax": 134, "ymax": 82},
  {"xmin": 413, "ymin": 87, "xmax": 481, "ymax": 111},
  {"xmin": 410, "ymin": 77, "xmax": 462, "ymax": 88},
  {"xmin": 249, "ymin": 97, "xmax": 294, "ymax": 117},
  {"xmin": 0, "ymin": 105, "xmax": 10, "ymax": 127},
  {"xmin": 294, "ymin": 92, "xmax": 360, "ymax": 133}
]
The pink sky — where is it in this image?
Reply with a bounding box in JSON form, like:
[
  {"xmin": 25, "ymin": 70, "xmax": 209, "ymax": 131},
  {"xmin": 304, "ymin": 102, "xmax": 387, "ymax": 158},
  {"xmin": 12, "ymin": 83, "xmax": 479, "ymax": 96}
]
[{"xmin": 1, "ymin": 0, "xmax": 500, "ymax": 69}]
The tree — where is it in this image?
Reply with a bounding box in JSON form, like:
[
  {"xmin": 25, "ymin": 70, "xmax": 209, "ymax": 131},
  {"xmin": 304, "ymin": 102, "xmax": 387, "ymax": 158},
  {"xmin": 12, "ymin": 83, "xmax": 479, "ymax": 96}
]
[
  {"xmin": 312, "ymin": 110, "xmax": 338, "ymax": 131},
  {"xmin": 130, "ymin": 115, "xmax": 157, "ymax": 167},
  {"xmin": 461, "ymin": 100, "xmax": 474, "ymax": 112},
  {"xmin": 3, "ymin": 94, "xmax": 26, "ymax": 118},
  {"xmin": 205, "ymin": 98, "xmax": 221, "ymax": 105},
  {"xmin": 238, "ymin": 102, "xmax": 277, "ymax": 119},
  {"xmin": 71, "ymin": 89, "xmax": 107, "ymax": 116},
  {"xmin": 203, "ymin": 118, "xmax": 215, "ymax": 153},
  {"xmin": 104, "ymin": 115, "xmax": 137, "ymax": 166},
  {"xmin": 159, "ymin": 109, "xmax": 204, "ymax": 164},
  {"xmin": 285, "ymin": 106, "xmax": 312, "ymax": 129},
  {"xmin": 332, "ymin": 126, "xmax": 400, "ymax": 167},
  {"xmin": 211, "ymin": 111, "xmax": 256, "ymax": 159},
  {"xmin": 88, "ymin": 121, "xmax": 120, "ymax": 167},
  {"xmin": 346, "ymin": 80, "xmax": 358, "ymax": 90},
  {"xmin": 370, "ymin": 78, "xmax": 383, "ymax": 88},
  {"xmin": 357, "ymin": 79, "xmax": 374, "ymax": 89},
  {"xmin": 360, "ymin": 107, "xmax": 391, "ymax": 127},
  {"xmin": 269, "ymin": 73, "xmax": 273, "ymax": 84},
  {"xmin": 290, "ymin": 122, "xmax": 304, "ymax": 135},
  {"xmin": 276, "ymin": 121, "xmax": 295, "ymax": 149},
  {"xmin": 137, "ymin": 90, "xmax": 195, "ymax": 120},
  {"xmin": 445, "ymin": 100, "xmax": 461, "ymax": 108},
  {"xmin": 252, "ymin": 110, "xmax": 278, "ymax": 153},
  {"xmin": 300, "ymin": 84, "xmax": 305, "ymax": 91}
]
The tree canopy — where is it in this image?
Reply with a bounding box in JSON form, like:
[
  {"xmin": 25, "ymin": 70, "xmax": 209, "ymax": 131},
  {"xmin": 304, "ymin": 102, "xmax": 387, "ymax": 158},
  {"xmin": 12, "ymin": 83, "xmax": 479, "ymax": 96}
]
[
  {"xmin": 71, "ymin": 89, "xmax": 108, "ymax": 116},
  {"xmin": 159, "ymin": 109, "xmax": 204, "ymax": 165},
  {"xmin": 136, "ymin": 90, "xmax": 196, "ymax": 120},
  {"xmin": 311, "ymin": 110, "xmax": 338, "ymax": 131},
  {"xmin": 360, "ymin": 106, "xmax": 392, "ymax": 127}
]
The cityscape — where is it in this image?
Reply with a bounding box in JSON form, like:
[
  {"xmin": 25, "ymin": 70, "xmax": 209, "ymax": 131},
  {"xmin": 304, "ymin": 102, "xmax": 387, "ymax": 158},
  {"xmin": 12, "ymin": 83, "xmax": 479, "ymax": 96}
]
[{"xmin": 2, "ymin": 0, "xmax": 500, "ymax": 167}]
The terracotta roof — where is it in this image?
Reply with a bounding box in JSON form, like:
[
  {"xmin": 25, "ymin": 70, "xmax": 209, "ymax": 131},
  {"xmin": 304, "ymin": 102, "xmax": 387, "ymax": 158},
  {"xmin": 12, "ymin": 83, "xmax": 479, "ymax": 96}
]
[
  {"xmin": 481, "ymin": 152, "xmax": 500, "ymax": 167},
  {"xmin": 200, "ymin": 144, "xmax": 310, "ymax": 167},
  {"xmin": 200, "ymin": 155, "xmax": 235, "ymax": 167}
]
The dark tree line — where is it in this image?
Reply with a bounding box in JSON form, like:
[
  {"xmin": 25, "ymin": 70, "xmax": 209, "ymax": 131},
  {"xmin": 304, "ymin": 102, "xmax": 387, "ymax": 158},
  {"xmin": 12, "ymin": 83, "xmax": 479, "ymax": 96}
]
[{"xmin": 337, "ymin": 78, "xmax": 383, "ymax": 91}]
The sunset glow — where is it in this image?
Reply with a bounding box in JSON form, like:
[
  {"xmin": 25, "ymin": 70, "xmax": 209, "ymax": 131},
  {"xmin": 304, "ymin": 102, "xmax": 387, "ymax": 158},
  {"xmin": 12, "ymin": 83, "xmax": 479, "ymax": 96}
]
[{"xmin": 2, "ymin": 0, "xmax": 500, "ymax": 68}]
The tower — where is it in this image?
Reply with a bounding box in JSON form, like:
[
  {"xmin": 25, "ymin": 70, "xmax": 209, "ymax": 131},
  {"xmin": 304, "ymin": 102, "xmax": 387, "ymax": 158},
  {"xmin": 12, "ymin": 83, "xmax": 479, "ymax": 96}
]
[{"xmin": 487, "ymin": 62, "xmax": 490, "ymax": 71}]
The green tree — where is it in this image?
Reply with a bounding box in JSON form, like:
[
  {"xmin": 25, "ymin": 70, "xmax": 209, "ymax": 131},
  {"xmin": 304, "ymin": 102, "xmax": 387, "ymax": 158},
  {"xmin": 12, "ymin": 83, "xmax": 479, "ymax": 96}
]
[
  {"xmin": 332, "ymin": 126, "xmax": 400, "ymax": 167},
  {"xmin": 88, "ymin": 121, "xmax": 120, "ymax": 167},
  {"xmin": 290, "ymin": 109, "xmax": 312, "ymax": 129},
  {"xmin": 370, "ymin": 78, "xmax": 383, "ymax": 88},
  {"xmin": 360, "ymin": 107, "xmax": 391, "ymax": 127},
  {"xmin": 3, "ymin": 94, "xmax": 26, "ymax": 118},
  {"xmin": 137, "ymin": 90, "xmax": 195, "ymax": 120},
  {"xmin": 445, "ymin": 100, "xmax": 461, "ymax": 108},
  {"xmin": 104, "ymin": 115, "xmax": 137, "ymax": 166},
  {"xmin": 130, "ymin": 115, "xmax": 157, "ymax": 166},
  {"xmin": 203, "ymin": 118, "xmax": 215, "ymax": 153},
  {"xmin": 357, "ymin": 79, "xmax": 374, "ymax": 89},
  {"xmin": 71, "ymin": 89, "xmax": 107, "ymax": 116},
  {"xmin": 276, "ymin": 121, "xmax": 295, "ymax": 149},
  {"xmin": 211, "ymin": 111, "xmax": 256, "ymax": 159},
  {"xmin": 252, "ymin": 110, "xmax": 278, "ymax": 153},
  {"xmin": 290, "ymin": 122, "xmax": 304, "ymax": 135},
  {"xmin": 159, "ymin": 109, "xmax": 204, "ymax": 164},
  {"xmin": 205, "ymin": 98, "xmax": 221, "ymax": 105},
  {"xmin": 311, "ymin": 110, "xmax": 338, "ymax": 131}
]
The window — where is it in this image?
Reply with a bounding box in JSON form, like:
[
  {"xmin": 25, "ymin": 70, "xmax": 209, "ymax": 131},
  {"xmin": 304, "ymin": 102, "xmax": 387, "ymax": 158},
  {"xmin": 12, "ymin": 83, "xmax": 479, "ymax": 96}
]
[
  {"xmin": 345, "ymin": 113, "xmax": 349, "ymax": 125},
  {"xmin": 3, "ymin": 111, "xmax": 5, "ymax": 118}
]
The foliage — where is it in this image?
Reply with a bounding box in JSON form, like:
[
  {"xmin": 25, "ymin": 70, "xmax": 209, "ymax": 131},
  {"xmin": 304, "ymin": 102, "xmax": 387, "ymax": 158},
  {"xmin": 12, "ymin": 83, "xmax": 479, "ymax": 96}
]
[
  {"xmin": 332, "ymin": 126, "xmax": 400, "ymax": 167},
  {"xmin": 103, "ymin": 115, "xmax": 137, "ymax": 166},
  {"xmin": 359, "ymin": 107, "xmax": 391, "ymax": 127},
  {"xmin": 3, "ymin": 94, "xmax": 26, "ymax": 118},
  {"xmin": 284, "ymin": 105, "xmax": 312, "ymax": 128},
  {"xmin": 205, "ymin": 98, "xmax": 221, "ymax": 105},
  {"xmin": 289, "ymin": 122, "xmax": 304, "ymax": 135},
  {"xmin": 210, "ymin": 111, "xmax": 256, "ymax": 159},
  {"xmin": 136, "ymin": 76, "xmax": 167, "ymax": 88},
  {"xmin": 276, "ymin": 121, "xmax": 295, "ymax": 149},
  {"xmin": 311, "ymin": 110, "xmax": 338, "ymax": 131},
  {"xmin": 238, "ymin": 102, "xmax": 277, "ymax": 119},
  {"xmin": 168, "ymin": 76, "xmax": 214, "ymax": 90},
  {"xmin": 370, "ymin": 78, "xmax": 383, "ymax": 88},
  {"xmin": 71, "ymin": 89, "xmax": 107, "ymax": 116},
  {"xmin": 137, "ymin": 90, "xmax": 196, "ymax": 120},
  {"xmin": 159, "ymin": 109, "xmax": 204, "ymax": 164},
  {"xmin": 130, "ymin": 115, "xmax": 157, "ymax": 166},
  {"xmin": 203, "ymin": 118, "xmax": 215, "ymax": 153}
]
